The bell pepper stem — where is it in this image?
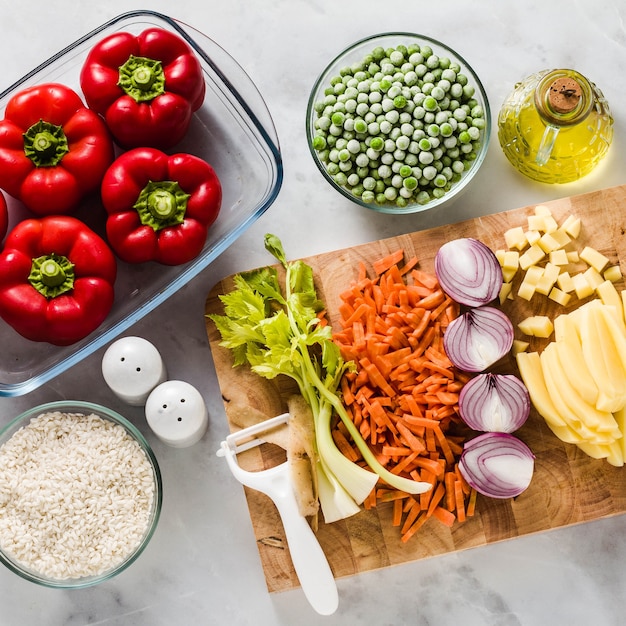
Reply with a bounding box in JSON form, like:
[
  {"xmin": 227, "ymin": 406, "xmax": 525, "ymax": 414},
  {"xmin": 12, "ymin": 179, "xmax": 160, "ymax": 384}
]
[
  {"xmin": 134, "ymin": 181, "xmax": 190, "ymax": 231},
  {"xmin": 148, "ymin": 189, "xmax": 178, "ymax": 220},
  {"xmin": 23, "ymin": 120, "xmax": 69, "ymax": 167},
  {"xmin": 29, "ymin": 253, "xmax": 75, "ymax": 299},
  {"xmin": 118, "ymin": 55, "xmax": 166, "ymax": 103}
]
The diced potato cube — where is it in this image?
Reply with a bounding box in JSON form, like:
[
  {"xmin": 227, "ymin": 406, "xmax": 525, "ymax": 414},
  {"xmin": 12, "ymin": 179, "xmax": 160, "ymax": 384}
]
[
  {"xmin": 549, "ymin": 249, "xmax": 569, "ymax": 266},
  {"xmin": 538, "ymin": 232, "xmax": 563, "ymax": 253},
  {"xmin": 500, "ymin": 250, "xmax": 519, "ymax": 282},
  {"xmin": 535, "ymin": 263, "xmax": 561, "ymax": 295},
  {"xmin": 531, "ymin": 316, "xmax": 554, "ymax": 338},
  {"xmin": 580, "ymin": 246, "xmax": 609, "ymax": 273},
  {"xmin": 542, "ymin": 215, "xmax": 559, "ymax": 234},
  {"xmin": 519, "ymin": 244, "xmax": 546, "ymax": 270},
  {"xmin": 518, "ymin": 265, "xmax": 544, "ymax": 300},
  {"xmin": 504, "ymin": 226, "xmax": 527, "ymax": 251},
  {"xmin": 572, "ymin": 272, "xmax": 595, "ymax": 299},
  {"xmin": 549, "ymin": 228, "xmax": 571, "ymax": 249},
  {"xmin": 527, "ymin": 215, "xmax": 546, "ymax": 232},
  {"xmin": 495, "ymin": 249, "xmax": 506, "ymax": 265},
  {"xmin": 502, "ymin": 268, "xmax": 517, "ymax": 283},
  {"xmin": 548, "ymin": 287, "xmax": 571, "ymax": 306},
  {"xmin": 512, "ymin": 339, "xmax": 530, "ymax": 355},
  {"xmin": 561, "ymin": 214, "xmax": 582, "ymax": 238},
  {"xmin": 583, "ymin": 266, "xmax": 604, "ymax": 289},
  {"xmin": 517, "ymin": 317, "xmax": 535, "ymax": 335},
  {"xmin": 518, "ymin": 315, "xmax": 554, "ymax": 338},
  {"xmin": 604, "ymin": 265, "xmax": 622, "ymax": 283},
  {"xmin": 556, "ymin": 271, "xmax": 575, "ymax": 293},
  {"xmin": 524, "ymin": 265, "xmax": 545, "ymax": 285},
  {"xmin": 525, "ymin": 230, "xmax": 541, "ymax": 246},
  {"xmin": 534, "ymin": 204, "xmax": 552, "ymax": 217},
  {"xmin": 566, "ymin": 250, "xmax": 580, "ymax": 263},
  {"xmin": 499, "ymin": 281, "xmax": 513, "ymax": 305},
  {"xmin": 502, "ymin": 250, "xmax": 519, "ymax": 270},
  {"xmin": 517, "ymin": 281, "xmax": 536, "ymax": 301}
]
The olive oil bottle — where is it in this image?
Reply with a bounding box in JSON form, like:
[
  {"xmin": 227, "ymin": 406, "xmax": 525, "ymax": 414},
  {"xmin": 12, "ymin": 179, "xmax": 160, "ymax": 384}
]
[{"xmin": 498, "ymin": 69, "xmax": 613, "ymax": 184}]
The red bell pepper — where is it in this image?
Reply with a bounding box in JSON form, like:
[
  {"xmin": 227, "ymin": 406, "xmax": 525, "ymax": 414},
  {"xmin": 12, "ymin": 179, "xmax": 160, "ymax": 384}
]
[
  {"xmin": 0, "ymin": 191, "xmax": 7, "ymax": 242},
  {"xmin": 101, "ymin": 147, "xmax": 222, "ymax": 265},
  {"xmin": 80, "ymin": 27, "xmax": 205, "ymax": 149},
  {"xmin": 0, "ymin": 83, "xmax": 114, "ymax": 216},
  {"xmin": 0, "ymin": 216, "xmax": 117, "ymax": 346}
]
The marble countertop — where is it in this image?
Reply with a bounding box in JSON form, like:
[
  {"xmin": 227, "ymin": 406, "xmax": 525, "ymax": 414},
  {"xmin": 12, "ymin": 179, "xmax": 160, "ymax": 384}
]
[{"xmin": 1, "ymin": 1, "xmax": 625, "ymax": 624}]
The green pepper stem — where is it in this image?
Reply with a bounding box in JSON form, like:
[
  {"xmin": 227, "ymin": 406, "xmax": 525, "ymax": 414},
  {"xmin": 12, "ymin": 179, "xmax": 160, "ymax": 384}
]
[
  {"xmin": 148, "ymin": 189, "xmax": 177, "ymax": 220},
  {"xmin": 118, "ymin": 55, "xmax": 166, "ymax": 103},
  {"xmin": 132, "ymin": 66, "xmax": 156, "ymax": 90},
  {"xmin": 134, "ymin": 180, "xmax": 190, "ymax": 231},
  {"xmin": 23, "ymin": 120, "xmax": 69, "ymax": 167},
  {"xmin": 29, "ymin": 253, "xmax": 75, "ymax": 299}
]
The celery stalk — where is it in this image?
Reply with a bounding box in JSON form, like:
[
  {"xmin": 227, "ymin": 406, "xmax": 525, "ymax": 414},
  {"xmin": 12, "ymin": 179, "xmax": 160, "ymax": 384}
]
[{"xmin": 209, "ymin": 234, "xmax": 430, "ymax": 523}]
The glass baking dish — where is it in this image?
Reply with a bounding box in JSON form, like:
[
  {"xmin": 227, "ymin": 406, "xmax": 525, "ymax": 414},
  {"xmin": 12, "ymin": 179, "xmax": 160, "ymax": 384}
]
[{"xmin": 0, "ymin": 10, "xmax": 283, "ymax": 396}]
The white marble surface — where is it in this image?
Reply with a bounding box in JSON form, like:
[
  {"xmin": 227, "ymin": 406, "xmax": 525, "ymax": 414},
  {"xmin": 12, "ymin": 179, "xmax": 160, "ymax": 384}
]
[{"xmin": 0, "ymin": 0, "xmax": 625, "ymax": 624}]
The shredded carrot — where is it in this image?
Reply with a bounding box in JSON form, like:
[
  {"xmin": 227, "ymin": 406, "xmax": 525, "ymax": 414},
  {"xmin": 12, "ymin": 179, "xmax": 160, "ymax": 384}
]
[
  {"xmin": 425, "ymin": 481, "xmax": 446, "ymax": 517},
  {"xmin": 377, "ymin": 489, "xmax": 410, "ymax": 503},
  {"xmin": 466, "ymin": 487, "xmax": 478, "ymax": 517},
  {"xmin": 332, "ymin": 427, "xmax": 360, "ymax": 463},
  {"xmin": 372, "ymin": 249, "xmax": 405, "ymax": 275},
  {"xmin": 444, "ymin": 471, "xmax": 457, "ymax": 511},
  {"xmin": 432, "ymin": 505, "xmax": 456, "ymax": 528},
  {"xmin": 392, "ymin": 498, "xmax": 404, "ymax": 526},
  {"xmin": 454, "ymin": 479, "xmax": 467, "ymax": 523},
  {"xmin": 400, "ymin": 499, "xmax": 422, "ymax": 535},
  {"xmin": 331, "ymin": 248, "xmax": 476, "ymax": 542},
  {"xmin": 401, "ymin": 510, "xmax": 430, "ymax": 542},
  {"xmin": 411, "ymin": 268, "xmax": 439, "ymax": 290}
]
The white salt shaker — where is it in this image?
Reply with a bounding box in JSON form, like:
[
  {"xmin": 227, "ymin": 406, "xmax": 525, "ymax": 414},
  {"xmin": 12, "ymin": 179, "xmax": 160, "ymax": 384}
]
[
  {"xmin": 145, "ymin": 380, "xmax": 208, "ymax": 448},
  {"xmin": 101, "ymin": 336, "xmax": 167, "ymax": 406}
]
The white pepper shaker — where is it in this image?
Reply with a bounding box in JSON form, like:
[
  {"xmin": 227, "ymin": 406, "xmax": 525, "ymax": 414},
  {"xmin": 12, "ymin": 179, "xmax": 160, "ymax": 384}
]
[
  {"xmin": 101, "ymin": 336, "xmax": 167, "ymax": 406},
  {"xmin": 145, "ymin": 380, "xmax": 208, "ymax": 447}
]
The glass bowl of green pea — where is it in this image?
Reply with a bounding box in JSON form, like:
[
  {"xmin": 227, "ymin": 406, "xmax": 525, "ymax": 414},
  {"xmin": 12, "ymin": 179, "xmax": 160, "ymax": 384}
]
[{"xmin": 306, "ymin": 33, "xmax": 491, "ymax": 214}]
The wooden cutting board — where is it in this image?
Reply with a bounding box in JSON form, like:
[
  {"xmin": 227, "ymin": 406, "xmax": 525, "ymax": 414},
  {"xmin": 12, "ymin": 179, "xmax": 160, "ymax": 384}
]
[{"xmin": 205, "ymin": 184, "xmax": 626, "ymax": 593}]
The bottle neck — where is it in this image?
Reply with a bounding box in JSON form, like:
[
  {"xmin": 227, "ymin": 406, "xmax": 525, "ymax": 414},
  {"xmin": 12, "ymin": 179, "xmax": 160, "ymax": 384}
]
[{"xmin": 534, "ymin": 69, "xmax": 594, "ymax": 127}]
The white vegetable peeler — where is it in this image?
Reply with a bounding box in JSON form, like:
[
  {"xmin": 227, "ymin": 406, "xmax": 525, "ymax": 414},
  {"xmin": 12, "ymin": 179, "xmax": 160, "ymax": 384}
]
[{"xmin": 217, "ymin": 413, "xmax": 339, "ymax": 616}]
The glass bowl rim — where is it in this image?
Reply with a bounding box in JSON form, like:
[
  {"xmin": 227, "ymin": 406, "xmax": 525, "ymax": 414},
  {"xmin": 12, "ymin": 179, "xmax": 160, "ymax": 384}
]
[
  {"xmin": 0, "ymin": 400, "xmax": 163, "ymax": 588},
  {"xmin": 306, "ymin": 31, "xmax": 491, "ymax": 214},
  {"xmin": 0, "ymin": 9, "xmax": 283, "ymax": 398}
]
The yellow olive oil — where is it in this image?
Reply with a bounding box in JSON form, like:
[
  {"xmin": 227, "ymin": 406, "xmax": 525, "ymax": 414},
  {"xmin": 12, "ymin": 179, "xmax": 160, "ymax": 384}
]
[{"xmin": 498, "ymin": 69, "xmax": 613, "ymax": 184}]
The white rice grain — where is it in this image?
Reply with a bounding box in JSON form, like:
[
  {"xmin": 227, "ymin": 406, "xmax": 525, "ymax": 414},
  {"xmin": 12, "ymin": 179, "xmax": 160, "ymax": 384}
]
[{"xmin": 0, "ymin": 411, "xmax": 156, "ymax": 580}]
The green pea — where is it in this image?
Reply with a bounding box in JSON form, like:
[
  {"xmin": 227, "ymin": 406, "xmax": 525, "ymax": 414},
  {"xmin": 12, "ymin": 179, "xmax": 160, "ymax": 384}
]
[
  {"xmin": 403, "ymin": 176, "xmax": 418, "ymax": 190},
  {"xmin": 418, "ymin": 137, "xmax": 431, "ymax": 151},
  {"xmin": 384, "ymin": 186, "xmax": 398, "ymax": 201},
  {"xmin": 399, "ymin": 164, "xmax": 413, "ymax": 178},
  {"xmin": 433, "ymin": 174, "xmax": 448, "ymax": 187},
  {"xmin": 334, "ymin": 172, "xmax": 348, "ymax": 186},
  {"xmin": 423, "ymin": 96, "xmax": 438, "ymax": 112},
  {"xmin": 362, "ymin": 190, "xmax": 376, "ymax": 203},
  {"xmin": 394, "ymin": 95, "xmax": 407, "ymax": 109},
  {"xmin": 370, "ymin": 136, "xmax": 384, "ymax": 151},
  {"xmin": 312, "ymin": 136, "xmax": 327, "ymax": 151}
]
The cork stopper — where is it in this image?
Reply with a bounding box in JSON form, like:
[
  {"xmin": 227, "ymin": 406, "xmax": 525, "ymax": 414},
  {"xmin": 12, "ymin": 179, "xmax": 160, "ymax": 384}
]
[{"xmin": 548, "ymin": 77, "xmax": 582, "ymax": 114}]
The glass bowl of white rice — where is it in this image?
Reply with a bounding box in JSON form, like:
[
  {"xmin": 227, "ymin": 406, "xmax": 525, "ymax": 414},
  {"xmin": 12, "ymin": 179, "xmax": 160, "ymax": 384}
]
[{"xmin": 0, "ymin": 400, "xmax": 162, "ymax": 588}]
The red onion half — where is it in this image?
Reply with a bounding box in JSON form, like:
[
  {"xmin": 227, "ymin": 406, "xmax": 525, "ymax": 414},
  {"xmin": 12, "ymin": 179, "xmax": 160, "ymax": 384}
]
[
  {"xmin": 458, "ymin": 432, "xmax": 535, "ymax": 499},
  {"xmin": 459, "ymin": 373, "xmax": 530, "ymax": 433},
  {"xmin": 434, "ymin": 238, "xmax": 503, "ymax": 307},
  {"xmin": 443, "ymin": 306, "xmax": 514, "ymax": 372}
]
